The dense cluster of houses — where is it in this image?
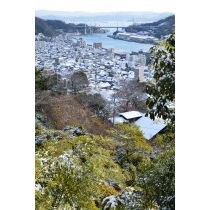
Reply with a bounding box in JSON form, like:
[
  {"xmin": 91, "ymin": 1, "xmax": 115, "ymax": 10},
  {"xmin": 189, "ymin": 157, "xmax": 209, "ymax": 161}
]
[{"xmin": 35, "ymin": 33, "xmax": 154, "ymax": 92}]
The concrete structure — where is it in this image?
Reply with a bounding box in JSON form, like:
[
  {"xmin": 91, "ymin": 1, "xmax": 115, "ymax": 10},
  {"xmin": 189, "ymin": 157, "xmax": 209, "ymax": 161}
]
[
  {"xmin": 139, "ymin": 54, "xmax": 146, "ymax": 66},
  {"xmin": 35, "ymin": 41, "xmax": 46, "ymax": 50},
  {"xmin": 139, "ymin": 66, "xmax": 144, "ymax": 82},
  {"xmin": 77, "ymin": 38, "xmax": 86, "ymax": 48},
  {"xmin": 113, "ymin": 50, "xmax": 127, "ymax": 59},
  {"xmin": 93, "ymin": 42, "xmax": 102, "ymax": 49}
]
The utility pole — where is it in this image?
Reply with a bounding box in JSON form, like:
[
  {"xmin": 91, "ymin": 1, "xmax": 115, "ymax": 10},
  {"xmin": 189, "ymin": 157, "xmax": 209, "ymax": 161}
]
[
  {"xmin": 95, "ymin": 69, "xmax": 97, "ymax": 89},
  {"xmin": 85, "ymin": 24, "xmax": 87, "ymax": 35},
  {"xmin": 112, "ymin": 92, "xmax": 116, "ymax": 125}
]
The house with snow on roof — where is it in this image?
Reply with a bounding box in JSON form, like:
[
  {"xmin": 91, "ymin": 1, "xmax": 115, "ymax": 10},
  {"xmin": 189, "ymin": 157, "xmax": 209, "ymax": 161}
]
[{"xmin": 109, "ymin": 111, "xmax": 167, "ymax": 141}]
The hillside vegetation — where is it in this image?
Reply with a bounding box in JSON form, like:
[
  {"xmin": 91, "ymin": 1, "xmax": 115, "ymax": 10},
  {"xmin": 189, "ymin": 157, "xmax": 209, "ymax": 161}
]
[
  {"xmin": 125, "ymin": 15, "xmax": 175, "ymax": 38},
  {"xmin": 35, "ymin": 17, "xmax": 102, "ymax": 37},
  {"xmin": 35, "ymin": 91, "xmax": 112, "ymax": 135},
  {"xmin": 35, "ymin": 88, "xmax": 175, "ymax": 209},
  {"xmin": 35, "ymin": 17, "xmax": 59, "ymax": 37},
  {"xmin": 35, "ymin": 101, "xmax": 174, "ymax": 209},
  {"xmin": 35, "ymin": 33, "xmax": 175, "ymax": 209}
]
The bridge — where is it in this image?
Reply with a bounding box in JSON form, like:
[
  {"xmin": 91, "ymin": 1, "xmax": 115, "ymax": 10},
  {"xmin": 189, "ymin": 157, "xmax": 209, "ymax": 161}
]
[
  {"xmin": 75, "ymin": 26, "xmax": 126, "ymax": 29},
  {"xmin": 75, "ymin": 25, "xmax": 126, "ymax": 35}
]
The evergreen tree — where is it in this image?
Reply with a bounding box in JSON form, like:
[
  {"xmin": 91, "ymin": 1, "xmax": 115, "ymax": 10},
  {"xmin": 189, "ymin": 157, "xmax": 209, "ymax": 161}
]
[
  {"xmin": 35, "ymin": 67, "xmax": 49, "ymax": 91},
  {"xmin": 145, "ymin": 32, "xmax": 175, "ymax": 129}
]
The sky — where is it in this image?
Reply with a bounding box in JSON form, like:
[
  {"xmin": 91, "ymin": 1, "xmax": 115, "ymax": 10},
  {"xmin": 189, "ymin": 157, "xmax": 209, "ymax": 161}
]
[{"xmin": 35, "ymin": 0, "xmax": 175, "ymax": 13}]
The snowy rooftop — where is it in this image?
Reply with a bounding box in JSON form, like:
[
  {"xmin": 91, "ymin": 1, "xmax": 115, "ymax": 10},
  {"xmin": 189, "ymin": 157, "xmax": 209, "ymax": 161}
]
[
  {"xmin": 108, "ymin": 116, "xmax": 128, "ymax": 124},
  {"xmin": 97, "ymin": 82, "xmax": 111, "ymax": 88},
  {"xmin": 119, "ymin": 111, "xmax": 142, "ymax": 120},
  {"xmin": 135, "ymin": 116, "xmax": 166, "ymax": 140}
]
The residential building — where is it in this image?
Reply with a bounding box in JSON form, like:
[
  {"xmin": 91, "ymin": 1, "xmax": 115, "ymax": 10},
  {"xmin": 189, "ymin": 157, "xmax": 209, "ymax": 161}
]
[{"xmin": 93, "ymin": 42, "xmax": 102, "ymax": 49}]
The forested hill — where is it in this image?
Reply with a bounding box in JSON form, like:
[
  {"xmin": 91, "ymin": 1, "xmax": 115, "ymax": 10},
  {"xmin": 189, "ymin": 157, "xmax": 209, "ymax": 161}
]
[
  {"xmin": 35, "ymin": 17, "xmax": 101, "ymax": 37},
  {"xmin": 35, "ymin": 17, "xmax": 59, "ymax": 37},
  {"xmin": 125, "ymin": 15, "xmax": 175, "ymax": 38}
]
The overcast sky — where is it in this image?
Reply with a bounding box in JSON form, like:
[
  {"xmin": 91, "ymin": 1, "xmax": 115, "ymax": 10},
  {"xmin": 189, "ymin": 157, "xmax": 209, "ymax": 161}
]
[{"xmin": 35, "ymin": 0, "xmax": 175, "ymax": 13}]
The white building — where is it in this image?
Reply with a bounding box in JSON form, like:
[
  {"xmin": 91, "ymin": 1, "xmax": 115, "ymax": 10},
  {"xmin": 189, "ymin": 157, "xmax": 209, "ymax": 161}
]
[
  {"xmin": 139, "ymin": 66, "xmax": 144, "ymax": 82},
  {"xmin": 77, "ymin": 39, "xmax": 86, "ymax": 48},
  {"xmin": 139, "ymin": 54, "xmax": 146, "ymax": 66},
  {"xmin": 35, "ymin": 41, "xmax": 46, "ymax": 50}
]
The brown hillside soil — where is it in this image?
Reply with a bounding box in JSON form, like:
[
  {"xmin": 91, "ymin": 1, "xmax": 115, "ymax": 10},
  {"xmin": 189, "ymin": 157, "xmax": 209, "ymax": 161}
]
[{"xmin": 36, "ymin": 91, "xmax": 112, "ymax": 135}]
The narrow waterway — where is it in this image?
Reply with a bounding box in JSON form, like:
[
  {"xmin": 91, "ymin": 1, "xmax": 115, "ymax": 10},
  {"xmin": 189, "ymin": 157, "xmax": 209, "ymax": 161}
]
[{"xmin": 74, "ymin": 29, "xmax": 154, "ymax": 53}]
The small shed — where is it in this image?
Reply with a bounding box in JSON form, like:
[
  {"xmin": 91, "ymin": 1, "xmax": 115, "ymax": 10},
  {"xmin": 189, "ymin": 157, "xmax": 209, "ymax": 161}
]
[
  {"xmin": 97, "ymin": 82, "xmax": 111, "ymax": 89},
  {"xmin": 119, "ymin": 111, "xmax": 142, "ymax": 121},
  {"xmin": 108, "ymin": 116, "xmax": 128, "ymax": 124},
  {"xmin": 135, "ymin": 115, "xmax": 166, "ymax": 141}
]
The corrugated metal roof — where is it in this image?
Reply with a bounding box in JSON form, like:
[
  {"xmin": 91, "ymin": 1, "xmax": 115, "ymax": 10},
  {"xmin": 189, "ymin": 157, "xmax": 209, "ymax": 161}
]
[
  {"xmin": 119, "ymin": 111, "xmax": 142, "ymax": 120},
  {"xmin": 135, "ymin": 116, "xmax": 166, "ymax": 140}
]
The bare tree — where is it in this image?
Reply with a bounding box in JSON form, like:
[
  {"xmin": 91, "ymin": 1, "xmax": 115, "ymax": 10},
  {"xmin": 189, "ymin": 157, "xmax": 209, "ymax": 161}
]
[
  {"xmin": 68, "ymin": 71, "xmax": 89, "ymax": 94},
  {"xmin": 115, "ymin": 80, "xmax": 148, "ymax": 113}
]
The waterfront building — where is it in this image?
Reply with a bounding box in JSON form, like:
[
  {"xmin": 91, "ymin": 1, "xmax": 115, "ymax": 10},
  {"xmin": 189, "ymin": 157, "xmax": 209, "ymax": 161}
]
[
  {"xmin": 77, "ymin": 38, "xmax": 86, "ymax": 48},
  {"xmin": 93, "ymin": 42, "xmax": 102, "ymax": 49}
]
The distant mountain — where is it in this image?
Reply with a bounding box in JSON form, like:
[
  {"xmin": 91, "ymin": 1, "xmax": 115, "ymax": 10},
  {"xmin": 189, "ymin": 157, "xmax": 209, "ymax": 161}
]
[
  {"xmin": 35, "ymin": 17, "xmax": 59, "ymax": 37},
  {"xmin": 125, "ymin": 15, "xmax": 175, "ymax": 38},
  {"xmin": 35, "ymin": 17, "xmax": 102, "ymax": 37},
  {"xmin": 35, "ymin": 10, "xmax": 174, "ymax": 25}
]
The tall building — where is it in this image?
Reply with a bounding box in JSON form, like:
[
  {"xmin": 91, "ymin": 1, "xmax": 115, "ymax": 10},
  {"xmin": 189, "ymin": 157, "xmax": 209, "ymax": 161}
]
[
  {"xmin": 139, "ymin": 66, "xmax": 144, "ymax": 83},
  {"xmin": 77, "ymin": 38, "xmax": 86, "ymax": 48},
  {"xmin": 35, "ymin": 41, "xmax": 46, "ymax": 50},
  {"xmin": 139, "ymin": 54, "xmax": 146, "ymax": 66},
  {"xmin": 107, "ymin": 48, "xmax": 114, "ymax": 58}
]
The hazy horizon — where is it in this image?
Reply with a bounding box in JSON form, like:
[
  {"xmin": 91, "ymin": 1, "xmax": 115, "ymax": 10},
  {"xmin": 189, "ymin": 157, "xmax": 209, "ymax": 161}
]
[
  {"xmin": 35, "ymin": 10, "xmax": 174, "ymax": 13},
  {"xmin": 35, "ymin": 0, "xmax": 175, "ymax": 14}
]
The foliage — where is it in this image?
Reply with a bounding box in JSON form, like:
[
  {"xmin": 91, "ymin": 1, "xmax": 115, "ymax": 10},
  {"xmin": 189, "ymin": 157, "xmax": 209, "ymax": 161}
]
[
  {"xmin": 35, "ymin": 17, "xmax": 100, "ymax": 36},
  {"xmin": 35, "ymin": 91, "xmax": 52, "ymax": 112},
  {"xmin": 145, "ymin": 32, "xmax": 175, "ymax": 128},
  {"xmin": 35, "ymin": 126, "xmax": 128, "ymax": 209},
  {"xmin": 76, "ymin": 93, "xmax": 109, "ymax": 121},
  {"xmin": 143, "ymin": 32, "xmax": 175, "ymax": 207},
  {"xmin": 107, "ymin": 123, "xmax": 151, "ymax": 186},
  {"xmin": 35, "ymin": 17, "xmax": 59, "ymax": 37},
  {"xmin": 69, "ymin": 71, "xmax": 89, "ymax": 93},
  {"xmin": 35, "ymin": 67, "xmax": 50, "ymax": 91},
  {"xmin": 48, "ymin": 73, "xmax": 69, "ymax": 95},
  {"xmin": 115, "ymin": 80, "xmax": 148, "ymax": 113},
  {"xmin": 137, "ymin": 145, "xmax": 175, "ymax": 209},
  {"xmin": 46, "ymin": 19, "xmax": 70, "ymax": 33},
  {"xmin": 35, "ymin": 149, "xmax": 99, "ymax": 209},
  {"xmin": 70, "ymin": 135, "xmax": 126, "ymax": 185},
  {"xmin": 35, "ymin": 115, "xmax": 175, "ymax": 209},
  {"xmin": 125, "ymin": 15, "xmax": 175, "ymax": 38},
  {"xmin": 108, "ymin": 123, "xmax": 151, "ymax": 164},
  {"xmin": 40, "ymin": 94, "xmax": 112, "ymax": 135},
  {"xmin": 48, "ymin": 73, "xmax": 61, "ymax": 87}
]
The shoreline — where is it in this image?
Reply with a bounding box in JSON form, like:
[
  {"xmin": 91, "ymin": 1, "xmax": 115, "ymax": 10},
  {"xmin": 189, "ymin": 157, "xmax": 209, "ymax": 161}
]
[{"xmin": 107, "ymin": 34, "xmax": 159, "ymax": 45}]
